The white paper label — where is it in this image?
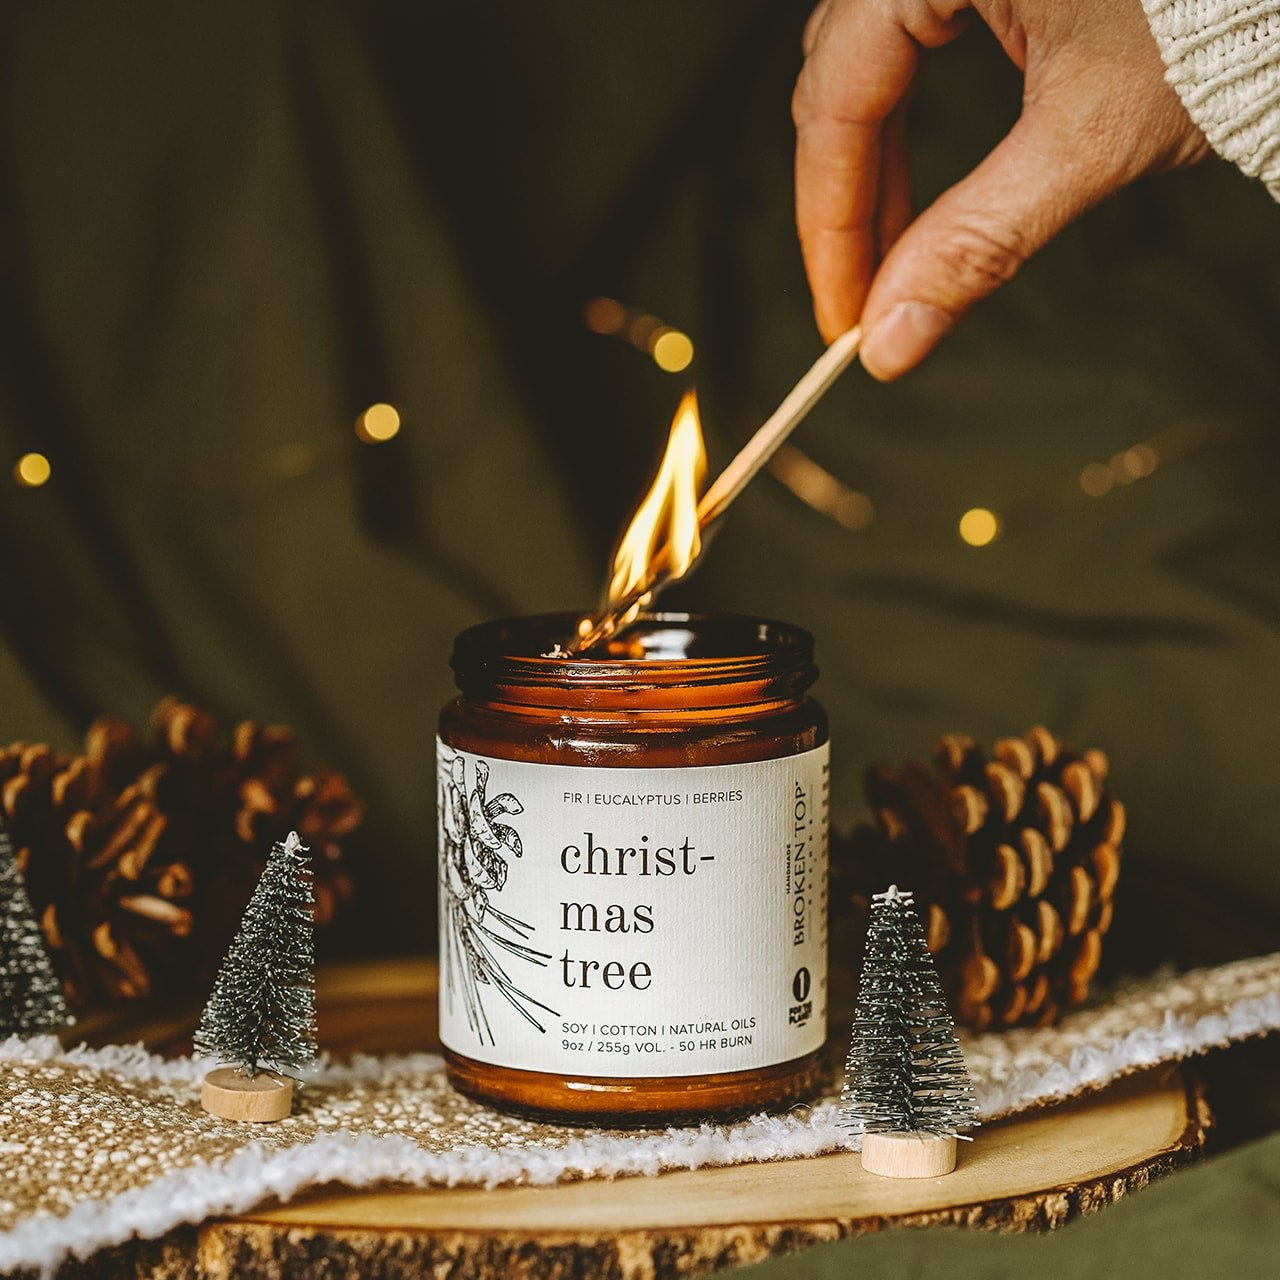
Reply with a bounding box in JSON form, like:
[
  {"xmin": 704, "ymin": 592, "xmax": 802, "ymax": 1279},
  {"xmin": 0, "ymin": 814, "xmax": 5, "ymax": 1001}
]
[{"xmin": 437, "ymin": 739, "xmax": 828, "ymax": 1077}]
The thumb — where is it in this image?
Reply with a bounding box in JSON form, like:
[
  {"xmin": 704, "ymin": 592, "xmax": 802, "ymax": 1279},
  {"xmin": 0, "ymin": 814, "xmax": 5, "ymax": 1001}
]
[{"xmin": 857, "ymin": 105, "xmax": 1112, "ymax": 380}]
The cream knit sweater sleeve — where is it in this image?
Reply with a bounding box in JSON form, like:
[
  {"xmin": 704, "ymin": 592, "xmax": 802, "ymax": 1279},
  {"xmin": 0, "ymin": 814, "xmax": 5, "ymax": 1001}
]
[{"xmin": 1142, "ymin": 1, "xmax": 1280, "ymax": 198}]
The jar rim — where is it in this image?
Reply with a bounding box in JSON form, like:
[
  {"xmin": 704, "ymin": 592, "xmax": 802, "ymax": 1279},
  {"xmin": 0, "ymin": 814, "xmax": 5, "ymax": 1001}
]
[{"xmin": 450, "ymin": 611, "xmax": 816, "ymax": 694}]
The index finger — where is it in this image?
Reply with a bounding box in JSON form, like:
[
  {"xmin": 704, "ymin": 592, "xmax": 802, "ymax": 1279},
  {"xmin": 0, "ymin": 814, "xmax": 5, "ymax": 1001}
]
[{"xmin": 791, "ymin": 1, "xmax": 919, "ymax": 340}]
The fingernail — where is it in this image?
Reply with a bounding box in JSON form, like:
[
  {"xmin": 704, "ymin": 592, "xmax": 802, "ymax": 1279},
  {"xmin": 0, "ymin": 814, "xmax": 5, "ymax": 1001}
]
[{"xmin": 860, "ymin": 301, "xmax": 952, "ymax": 380}]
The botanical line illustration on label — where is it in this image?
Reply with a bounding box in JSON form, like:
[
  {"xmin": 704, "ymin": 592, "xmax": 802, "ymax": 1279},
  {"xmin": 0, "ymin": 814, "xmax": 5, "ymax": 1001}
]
[
  {"xmin": 437, "ymin": 742, "xmax": 559, "ymax": 1045},
  {"xmin": 437, "ymin": 741, "xmax": 829, "ymax": 1078}
]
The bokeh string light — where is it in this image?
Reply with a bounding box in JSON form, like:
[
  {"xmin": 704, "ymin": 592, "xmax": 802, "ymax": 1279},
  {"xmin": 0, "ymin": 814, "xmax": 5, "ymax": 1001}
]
[
  {"xmin": 769, "ymin": 444, "xmax": 875, "ymax": 532},
  {"xmin": 356, "ymin": 403, "xmax": 402, "ymax": 444},
  {"xmin": 777, "ymin": 412, "xmax": 1250, "ymax": 548},
  {"xmin": 259, "ymin": 402, "xmax": 404, "ymax": 483},
  {"xmin": 219, "ymin": 315, "xmax": 1252, "ymax": 526},
  {"xmin": 958, "ymin": 507, "xmax": 1000, "ymax": 547},
  {"xmin": 651, "ymin": 329, "xmax": 695, "ymax": 373},
  {"xmin": 581, "ymin": 300, "xmax": 1255, "ymax": 548},
  {"xmin": 583, "ymin": 297, "xmax": 695, "ymax": 373},
  {"xmin": 13, "ymin": 452, "xmax": 52, "ymax": 488}
]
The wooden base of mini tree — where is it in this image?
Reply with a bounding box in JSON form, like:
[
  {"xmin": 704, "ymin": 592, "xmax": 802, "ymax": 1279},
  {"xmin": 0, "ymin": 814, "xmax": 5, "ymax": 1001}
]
[
  {"xmin": 861, "ymin": 1131, "xmax": 958, "ymax": 1178},
  {"xmin": 201, "ymin": 1067, "xmax": 294, "ymax": 1122}
]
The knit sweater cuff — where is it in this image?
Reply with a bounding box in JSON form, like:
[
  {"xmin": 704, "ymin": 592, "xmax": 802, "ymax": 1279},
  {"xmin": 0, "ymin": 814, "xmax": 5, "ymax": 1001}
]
[{"xmin": 1142, "ymin": 1, "xmax": 1280, "ymax": 199}]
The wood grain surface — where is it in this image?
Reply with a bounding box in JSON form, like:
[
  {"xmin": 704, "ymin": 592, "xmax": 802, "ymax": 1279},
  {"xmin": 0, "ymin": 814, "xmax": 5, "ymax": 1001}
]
[{"xmin": 48, "ymin": 958, "xmax": 1210, "ymax": 1280}]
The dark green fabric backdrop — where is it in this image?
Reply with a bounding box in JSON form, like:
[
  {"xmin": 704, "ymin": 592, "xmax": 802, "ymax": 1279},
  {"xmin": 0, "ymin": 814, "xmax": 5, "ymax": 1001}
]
[{"xmin": 1, "ymin": 3, "xmax": 1278, "ymax": 1273}]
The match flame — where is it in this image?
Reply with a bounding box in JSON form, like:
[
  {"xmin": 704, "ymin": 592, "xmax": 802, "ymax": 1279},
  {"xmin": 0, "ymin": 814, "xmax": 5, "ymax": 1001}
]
[{"xmin": 589, "ymin": 390, "xmax": 707, "ymax": 632}]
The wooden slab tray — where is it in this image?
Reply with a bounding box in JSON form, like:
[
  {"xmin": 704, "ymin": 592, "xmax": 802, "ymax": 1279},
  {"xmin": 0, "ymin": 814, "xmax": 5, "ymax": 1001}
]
[
  {"xmin": 224, "ymin": 1067, "xmax": 1205, "ymax": 1278},
  {"xmin": 61, "ymin": 960, "xmax": 1209, "ymax": 1280}
]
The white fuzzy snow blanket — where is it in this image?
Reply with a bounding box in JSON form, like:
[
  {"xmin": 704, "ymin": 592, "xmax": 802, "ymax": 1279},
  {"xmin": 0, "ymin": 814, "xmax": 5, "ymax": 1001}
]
[{"xmin": 1, "ymin": 951, "xmax": 1277, "ymax": 1274}]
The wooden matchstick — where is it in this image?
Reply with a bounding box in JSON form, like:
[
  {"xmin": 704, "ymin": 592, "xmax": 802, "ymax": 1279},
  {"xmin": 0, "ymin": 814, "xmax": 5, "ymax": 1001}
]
[
  {"xmin": 572, "ymin": 326, "xmax": 862, "ymax": 653},
  {"xmin": 696, "ymin": 325, "xmax": 862, "ymax": 526}
]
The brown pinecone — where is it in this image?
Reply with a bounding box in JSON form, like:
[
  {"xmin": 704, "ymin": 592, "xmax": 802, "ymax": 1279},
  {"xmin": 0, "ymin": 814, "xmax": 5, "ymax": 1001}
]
[
  {"xmin": 0, "ymin": 697, "xmax": 361, "ymax": 1008},
  {"xmin": 834, "ymin": 725, "xmax": 1124, "ymax": 1030}
]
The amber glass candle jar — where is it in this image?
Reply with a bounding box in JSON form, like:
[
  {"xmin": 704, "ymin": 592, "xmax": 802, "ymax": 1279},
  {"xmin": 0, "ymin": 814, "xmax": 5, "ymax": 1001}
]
[{"xmin": 437, "ymin": 612, "xmax": 828, "ymax": 1124}]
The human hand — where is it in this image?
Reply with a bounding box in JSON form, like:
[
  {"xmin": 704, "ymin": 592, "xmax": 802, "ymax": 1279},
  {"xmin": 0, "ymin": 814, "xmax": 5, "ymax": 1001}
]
[{"xmin": 793, "ymin": 0, "xmax": 1209, "ymax": 379}]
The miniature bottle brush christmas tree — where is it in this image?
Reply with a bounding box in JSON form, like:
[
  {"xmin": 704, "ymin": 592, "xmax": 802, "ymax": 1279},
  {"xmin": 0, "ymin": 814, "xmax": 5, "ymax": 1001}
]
[
  {"xmin": 842, "ymin": 884, "xmax": 978, "ymax": 1177},
  {"xmin": 0, "ymin": 812, "xmax": 70, "ymax": 1037},
  {"xmin": 195, "ymin": 830, "xmax": 317, "ymax": 1121}
]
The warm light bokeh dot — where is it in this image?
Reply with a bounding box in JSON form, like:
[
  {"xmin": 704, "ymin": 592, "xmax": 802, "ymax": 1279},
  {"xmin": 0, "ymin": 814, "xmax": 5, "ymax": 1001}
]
[
  {"xmin": 1120, "ymin": 443, "xmax": 1158, "ymax": 480},
  {"xmin": 1079, "ymin": 462, "xmax": 1115, "ymax": 497},
  {"xmin": 651, "ymin": 329, "xmax": 695, "ymax": 373},
  {"xmin": 582, "ymin": 296, "xmax": 626, "ymax": 335},
  {"xmin": 833, "ymin": 491, "xmax": 875, "ymax": 531},
  {"xmin": 14, "ymin": 452, "xmax": 51, "ymax": 487},
  {"xmin": 628, "ymin": 314, "xmax": 662, "ymax": 349},
  {"xmin": 958, "ymin": 507, "xmax": 999, "ymax": 547},
  {"xmin": 357, "ymin": 403, "xmax": 401, "ymax": 443}
]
